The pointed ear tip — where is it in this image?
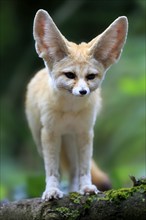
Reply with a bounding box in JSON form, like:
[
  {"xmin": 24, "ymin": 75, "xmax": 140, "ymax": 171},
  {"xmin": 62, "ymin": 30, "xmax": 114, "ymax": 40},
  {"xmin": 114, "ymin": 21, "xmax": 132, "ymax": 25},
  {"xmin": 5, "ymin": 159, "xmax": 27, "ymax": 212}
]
[
  {"xmin": 118, "ymin": 16, "xmax": 128, "ymax": 24},
  {"xmin": 35, "ymin": 9, "xmax": 48, "ymax": 17}
]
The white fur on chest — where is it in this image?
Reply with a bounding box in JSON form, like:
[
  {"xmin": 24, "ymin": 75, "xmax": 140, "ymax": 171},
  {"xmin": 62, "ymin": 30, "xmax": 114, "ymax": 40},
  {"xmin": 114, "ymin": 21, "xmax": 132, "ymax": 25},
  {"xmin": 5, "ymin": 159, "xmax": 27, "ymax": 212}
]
[{"xmin": 40, "ymin": 93, "xmax": 100, "ymax": 135}]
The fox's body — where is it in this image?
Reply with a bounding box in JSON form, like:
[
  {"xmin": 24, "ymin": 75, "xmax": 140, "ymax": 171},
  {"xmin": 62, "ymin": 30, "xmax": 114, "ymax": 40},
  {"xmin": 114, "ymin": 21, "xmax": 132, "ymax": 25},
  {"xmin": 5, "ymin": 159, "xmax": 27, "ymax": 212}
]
[{"xmin": 25, "ymin": 9, "xmax": 128, "ymax": 200}]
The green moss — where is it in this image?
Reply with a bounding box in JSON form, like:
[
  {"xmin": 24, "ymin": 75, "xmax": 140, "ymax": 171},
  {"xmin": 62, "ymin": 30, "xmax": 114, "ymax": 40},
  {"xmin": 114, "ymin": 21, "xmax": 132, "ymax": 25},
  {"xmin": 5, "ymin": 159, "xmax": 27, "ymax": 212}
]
[
  {"xmin": 54, "ymin": 193, "xmax": 97, "ymax": 219},
  {"xmin": 104, "ymin": 184, "xmax": 146, "ymax": 202},
  {"xmin": 105, "ymin": 188, "xmax": 132, "ymax": 201},
  {"xmin": 139, "ymin": 177, "xmax": 146, "ymax": 185},
  {"xmin": 55, "ymin": 207, "xmax": 80, "ymax": 220},
  {"xmin": 54, "ymin": 183, "xmax": 146, "ymax": 219},
  {"xmin": 69, "ymin": 192, "xmax": 82, "ymax": 204},
  {"xmin": 84, "ymin": 195, "xmax": 97, "ymax": 209},
  {"xmin": 55, "ymin": 207, "xmax": 70, "ymax": 213},
  {"xmin": 86, "ymin": 194, "xmax": 97, "ymax": 203}
]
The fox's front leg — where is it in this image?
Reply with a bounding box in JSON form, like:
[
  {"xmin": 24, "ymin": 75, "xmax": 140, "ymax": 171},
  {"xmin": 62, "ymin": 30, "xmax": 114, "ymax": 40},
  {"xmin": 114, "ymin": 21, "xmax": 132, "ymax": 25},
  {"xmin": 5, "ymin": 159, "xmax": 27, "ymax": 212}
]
[
  {"xmin": 41, "ymin": 128, "xmax": 63, "ymax": 200},
  {"xmin": 77, "ymin": 131, "xmax": 99, "ymax": 195}
]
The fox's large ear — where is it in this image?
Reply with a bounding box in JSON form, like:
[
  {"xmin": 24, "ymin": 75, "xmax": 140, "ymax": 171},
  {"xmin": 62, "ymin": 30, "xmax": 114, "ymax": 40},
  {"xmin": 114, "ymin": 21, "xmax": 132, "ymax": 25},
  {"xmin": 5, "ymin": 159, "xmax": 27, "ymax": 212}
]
[
  {"xmin": 89, "ymin": 16, "xmax": 128, "ymax": 69},
  {"xmin": 33, "ymin": 9, "xmax": 68, "ymax": 63}
]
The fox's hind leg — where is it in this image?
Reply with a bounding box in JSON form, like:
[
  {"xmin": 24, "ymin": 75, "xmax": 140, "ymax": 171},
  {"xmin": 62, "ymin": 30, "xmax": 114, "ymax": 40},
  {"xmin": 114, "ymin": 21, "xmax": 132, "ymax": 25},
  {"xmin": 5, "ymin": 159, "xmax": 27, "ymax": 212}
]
[
  {"xmin": 61, "ymin": 134, "xmax": 79, "ymax": 192},
  {"xmin": 77, "ymin": 130, "xmax": 99, "ymax": 195}
]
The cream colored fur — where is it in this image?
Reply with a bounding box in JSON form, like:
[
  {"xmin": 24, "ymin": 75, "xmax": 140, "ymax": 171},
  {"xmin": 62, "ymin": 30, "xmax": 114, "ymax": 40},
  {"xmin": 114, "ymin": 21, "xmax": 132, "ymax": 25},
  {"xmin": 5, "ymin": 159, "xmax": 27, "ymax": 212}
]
[{"xmin": 25, "ymin": 9, "xmax": 128, "ymax": 200}]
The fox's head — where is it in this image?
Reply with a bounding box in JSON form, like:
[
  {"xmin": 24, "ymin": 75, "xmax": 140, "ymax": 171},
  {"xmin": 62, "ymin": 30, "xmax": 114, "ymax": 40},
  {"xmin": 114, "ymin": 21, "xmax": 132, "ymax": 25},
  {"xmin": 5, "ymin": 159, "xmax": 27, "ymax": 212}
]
[{"xmin": 33, "ymin": 9, "xmax": 128, "ymax": 97}]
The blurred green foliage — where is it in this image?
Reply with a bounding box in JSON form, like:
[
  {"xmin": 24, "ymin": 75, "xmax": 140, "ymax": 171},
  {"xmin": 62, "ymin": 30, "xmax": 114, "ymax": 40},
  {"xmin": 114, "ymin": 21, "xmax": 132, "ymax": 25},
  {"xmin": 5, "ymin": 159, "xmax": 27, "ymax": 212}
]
[
  {"xmin": 0, "ymin": 0, "xmax": 145, "ymax": 200},
  {"xmin": 94, "ymin": 35, "xmax": 145, "ymax": 188}
]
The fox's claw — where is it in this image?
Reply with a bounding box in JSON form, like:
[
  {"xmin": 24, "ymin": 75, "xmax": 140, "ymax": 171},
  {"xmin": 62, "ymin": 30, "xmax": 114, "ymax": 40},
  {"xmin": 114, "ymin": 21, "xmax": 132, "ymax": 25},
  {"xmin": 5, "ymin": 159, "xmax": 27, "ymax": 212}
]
[
  {"xmin": 79, "ymin": 184, "xmax": 99, "ymax": 195},
  {"xmin": 42, "ymin": 187, "xmax": 63, "ymax": 201}
]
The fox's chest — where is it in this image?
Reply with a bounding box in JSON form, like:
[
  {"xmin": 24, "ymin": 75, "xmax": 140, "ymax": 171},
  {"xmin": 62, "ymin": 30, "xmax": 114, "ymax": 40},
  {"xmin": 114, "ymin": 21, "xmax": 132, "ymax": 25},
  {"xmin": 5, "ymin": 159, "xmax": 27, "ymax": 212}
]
[
  {"xmin": 39, "ymin": 91, "xmax": 100, "ymax": 134},
  {"xmin": 41, "ymin": 107, "xmax": 96, "ymax": 135},
  {"xmin": 58, "ymin": 112, "xmax": 80, "ymax": 134}
]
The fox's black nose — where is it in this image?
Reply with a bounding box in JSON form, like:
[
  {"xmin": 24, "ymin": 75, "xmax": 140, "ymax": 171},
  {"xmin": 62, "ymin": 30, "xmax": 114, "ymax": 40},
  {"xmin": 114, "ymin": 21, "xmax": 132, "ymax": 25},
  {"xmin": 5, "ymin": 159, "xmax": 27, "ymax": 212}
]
[{"xmin": 79, "ymin": 90, "xmax": 87, "ymax": 95}]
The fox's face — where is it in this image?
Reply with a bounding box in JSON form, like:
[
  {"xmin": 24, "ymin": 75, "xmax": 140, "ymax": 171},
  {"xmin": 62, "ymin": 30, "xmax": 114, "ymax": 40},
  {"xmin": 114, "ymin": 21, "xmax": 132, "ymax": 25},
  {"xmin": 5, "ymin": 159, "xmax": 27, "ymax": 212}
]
[
  {"xmin": 51, "ymin": 42, "xmax": 105, "ymax": 97},
  {"xmin": 33, "ymin": 10, "xmax": 128, "ymax": 97}
]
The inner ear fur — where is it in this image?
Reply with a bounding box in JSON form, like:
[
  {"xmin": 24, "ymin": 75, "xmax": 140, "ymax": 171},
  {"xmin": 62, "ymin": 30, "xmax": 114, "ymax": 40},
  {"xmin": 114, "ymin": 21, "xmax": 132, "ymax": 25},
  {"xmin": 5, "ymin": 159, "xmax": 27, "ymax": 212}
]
[
  {"xmin": 88, "ymin": 16, "xmax": 128, "ymax": 69},
  {"xmin": 33, "ymin": 9, "xmax": 69, "ymax": 63}
]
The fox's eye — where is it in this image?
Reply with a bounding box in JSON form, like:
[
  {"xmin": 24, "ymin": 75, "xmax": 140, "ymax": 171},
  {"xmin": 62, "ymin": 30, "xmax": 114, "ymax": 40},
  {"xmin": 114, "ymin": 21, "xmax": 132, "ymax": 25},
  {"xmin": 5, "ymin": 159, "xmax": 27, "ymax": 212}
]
[
  {"xmin": 64, "ymin": 72, "xmax": 76, "ymax": 79},
  {"xmin": 86, "ymin": 73, "xmax": 96, "ymax": 80}
]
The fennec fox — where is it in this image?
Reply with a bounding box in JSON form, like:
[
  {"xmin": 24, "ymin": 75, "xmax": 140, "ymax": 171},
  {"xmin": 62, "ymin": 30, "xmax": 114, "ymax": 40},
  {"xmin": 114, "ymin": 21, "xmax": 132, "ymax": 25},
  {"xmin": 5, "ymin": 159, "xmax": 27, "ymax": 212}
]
[{"xmin": 25, "ymin": 9, "xmax": 128, "ymax": 200}]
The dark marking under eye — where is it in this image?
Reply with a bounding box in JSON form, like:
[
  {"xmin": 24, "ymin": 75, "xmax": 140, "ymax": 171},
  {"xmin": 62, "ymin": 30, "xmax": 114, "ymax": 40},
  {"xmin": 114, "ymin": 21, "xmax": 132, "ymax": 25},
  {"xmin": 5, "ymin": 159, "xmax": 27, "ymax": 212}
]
[{"xmin": 64, "ymin": 72, "xmax": 76, "ymax": 79}]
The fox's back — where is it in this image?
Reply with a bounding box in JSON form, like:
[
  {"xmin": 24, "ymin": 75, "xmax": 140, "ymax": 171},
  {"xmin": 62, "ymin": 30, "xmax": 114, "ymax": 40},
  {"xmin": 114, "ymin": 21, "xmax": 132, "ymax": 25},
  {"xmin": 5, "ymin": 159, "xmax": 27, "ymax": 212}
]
[{"xmin": 26, "ymin": 68, "xmax": 51, "ymax": 111}]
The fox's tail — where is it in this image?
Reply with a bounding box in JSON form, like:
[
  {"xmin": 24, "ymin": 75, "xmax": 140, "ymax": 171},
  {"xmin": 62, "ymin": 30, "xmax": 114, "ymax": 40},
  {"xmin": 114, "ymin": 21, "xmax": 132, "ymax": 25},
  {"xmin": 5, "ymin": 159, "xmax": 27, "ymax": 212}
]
[{"xmin": 91, "ymin": 159, "xmax": 111, "ymax": 191}]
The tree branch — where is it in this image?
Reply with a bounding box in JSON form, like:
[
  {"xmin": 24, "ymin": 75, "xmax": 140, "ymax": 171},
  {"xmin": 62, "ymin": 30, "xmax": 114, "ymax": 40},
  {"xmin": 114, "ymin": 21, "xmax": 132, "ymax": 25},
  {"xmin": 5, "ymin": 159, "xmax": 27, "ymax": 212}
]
[{"xmin": 0, "ymin": 180, "xmax": 146, "ymax": 220}]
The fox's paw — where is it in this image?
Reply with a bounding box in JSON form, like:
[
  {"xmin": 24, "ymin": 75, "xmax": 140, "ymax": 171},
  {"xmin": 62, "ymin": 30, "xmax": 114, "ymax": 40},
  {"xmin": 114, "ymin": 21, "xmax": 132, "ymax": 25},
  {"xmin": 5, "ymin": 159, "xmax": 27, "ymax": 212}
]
[
  {"xmin": 42, "ymin": 187, "xmax": 63, "ymax": 201},
  {"xmin": 79, "ymin": 184, "xmax": 99, "ymax": 195}
]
